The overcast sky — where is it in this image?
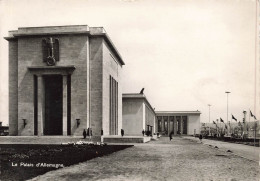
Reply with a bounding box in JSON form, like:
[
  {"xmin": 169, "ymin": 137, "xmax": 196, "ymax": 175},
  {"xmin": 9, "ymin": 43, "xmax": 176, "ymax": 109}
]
[{"xmin": 0, "ymin": 0, "xmax": 259, "ymax": 126}]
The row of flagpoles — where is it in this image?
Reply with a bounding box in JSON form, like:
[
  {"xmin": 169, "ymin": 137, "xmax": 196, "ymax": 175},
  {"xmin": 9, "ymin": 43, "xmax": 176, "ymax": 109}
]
[
  {"xmin": 212, "ymin": 110, "xmax": 258, "ymax": 129},
  {"xmin": 209, "ymin": 110, "xmax": 258, "ymax": 143}
]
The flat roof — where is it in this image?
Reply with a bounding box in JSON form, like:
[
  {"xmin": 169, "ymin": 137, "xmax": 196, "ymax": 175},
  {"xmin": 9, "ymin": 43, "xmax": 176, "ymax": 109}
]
[
  {"xmin": 122, "ymin": 93, "xmax": 146, "ymax": 99},
  {"xmin": 156, "ymin": 111, "xmax": 201, "ymax": 115},
  {"xmin": 4, "ymin": 25, "xmax": 125, "ymax": 65},
  {"xmin": 123, "ymin": 93, "xmax": 155, "ymax": 114}
]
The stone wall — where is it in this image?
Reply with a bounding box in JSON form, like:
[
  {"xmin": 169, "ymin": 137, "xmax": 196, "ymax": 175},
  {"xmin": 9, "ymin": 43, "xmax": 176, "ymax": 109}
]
[
  {"xmin": 188, "ymin": 115, "xmax": 200, "ymax": 135},
  {"xmin": 8, "ymin": 40, "xmax": 18, "ymax": 136},
  {"xmin": 60, "ymin": 35, "xmax": 89, "ymax": 136},
  {"xmin": 89, "ymin": 37, "xmax": 103, "ymax": 136},
  {"xmin": 18, "ymin": 37, "xmax": 39, "ymax": 135},
  {"xmin": 145, "ymin": 104, "xmax": 156, "ymax": 134},
  {"xmin": 102, "ymin": 40, "xmax": 123, "ymax": 136},
  {"xmin": 122, "ymin": 99, "xmax": 143, "ymax": 136},
  {"xmin": 16, "ymin": 35, "xmax": 89, "ymax": 136}
]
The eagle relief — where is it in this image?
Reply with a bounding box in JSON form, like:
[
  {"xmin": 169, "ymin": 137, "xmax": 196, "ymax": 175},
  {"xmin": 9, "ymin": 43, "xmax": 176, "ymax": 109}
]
[{"xmin": 42, "ymin": 37, "xmax": 59, "ymax": 66}]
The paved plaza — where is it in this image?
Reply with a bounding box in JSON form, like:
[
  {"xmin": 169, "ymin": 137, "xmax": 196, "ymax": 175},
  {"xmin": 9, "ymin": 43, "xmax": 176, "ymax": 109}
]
[{"xmin": 29, "ymin": 137, "xmax": 259, "ymax": 181}]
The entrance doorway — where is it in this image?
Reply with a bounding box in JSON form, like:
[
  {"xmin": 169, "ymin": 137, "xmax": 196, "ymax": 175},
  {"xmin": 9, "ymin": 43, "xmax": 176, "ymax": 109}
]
[{"xmin": 44, "ymin": 75, "xmax": 63, "ymax": 135}]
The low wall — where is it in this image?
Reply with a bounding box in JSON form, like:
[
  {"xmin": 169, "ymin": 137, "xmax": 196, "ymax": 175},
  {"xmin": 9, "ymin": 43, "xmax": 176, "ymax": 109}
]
[{"xmin": 102, "ymin": 136, "xmax": 151, "ymax": 143}]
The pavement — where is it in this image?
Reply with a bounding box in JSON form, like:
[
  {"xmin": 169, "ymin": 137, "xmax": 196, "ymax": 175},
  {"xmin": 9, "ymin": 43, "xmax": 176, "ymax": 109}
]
[
  {"xmin": 29, "ymin": 136, "xmax": 259, "ymax": 181},
  {"xmin": 182, "ymin": 136, "xmax": 260, "ymax": 163}
]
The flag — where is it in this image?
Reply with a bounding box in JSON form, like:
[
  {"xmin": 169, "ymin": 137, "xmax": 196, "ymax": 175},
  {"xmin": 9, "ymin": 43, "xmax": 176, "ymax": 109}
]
[
  {"xmin": 213, "ymin": 121, "xmax": 216, "ymax": 124},
  {"xmin": 254, "ymin": 115, "xmax": 257, "ymax": 120},
  {"xmin": 220, "ymin": 118, "xmax": 224, "ymax": 123},
  {"xmin": 250, "ymin": 110, "xmax": 254, "ymax": 117},
  {"xmin": 232, "ymin": 115, "xmax": 237, "ymax": 121},
  {"xmin": 225, "ymin": 124, "xmax": 228, "ymax": 129}
]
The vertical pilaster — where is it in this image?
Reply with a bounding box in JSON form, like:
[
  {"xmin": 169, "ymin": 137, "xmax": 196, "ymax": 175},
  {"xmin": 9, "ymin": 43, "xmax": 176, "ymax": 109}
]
[
  {"xmin": 37, "ymin": 76, "xmax": 43, "ymax": 136},
  {"xmin": 86, "ymin": 37, "xmax": 90, "ymax": 129},
  {"xmin": 162, "ymin": 117, "xmax": 165, "ymax": 132},
  {"xmin": 62, "ymin": 75, "xmax": 68, "ymax": 136},
  {"xmin": 174, "ymin": 117, "xmax": 177, "ymax": 135},
  {"xmin": 180, "ymin": 116, "xmax": 183, "ymax": 135},
  {"xmin": 167, "ymin": 116, "xmax": 171, "ymax": 135}
]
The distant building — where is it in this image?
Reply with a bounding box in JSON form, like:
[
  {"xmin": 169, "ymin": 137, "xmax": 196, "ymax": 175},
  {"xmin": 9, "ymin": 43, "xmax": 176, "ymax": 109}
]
[
  {"xmin": 156, "ymin": 111, "xmax": 201, "ymax": 136},
  {"xmin": 5, "ymin": 25, "xmax": 125, "ymax": 137},
  {"xmin": 122, "ymin": 93, "xmax": 156, "ymax": 136}
]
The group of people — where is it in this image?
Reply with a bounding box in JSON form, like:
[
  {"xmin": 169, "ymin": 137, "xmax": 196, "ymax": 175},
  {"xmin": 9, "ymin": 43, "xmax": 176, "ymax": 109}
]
[
  {"xmin": 82, "ymin": 128, "xmax": 92, "ymax": 140},
  {"xmin": 82, "ymin": 129, "xmax": 203, "ymax": 143},
  {"xmin": 83, "ymin": 129, "xmax": 125, "ymax": 138}
]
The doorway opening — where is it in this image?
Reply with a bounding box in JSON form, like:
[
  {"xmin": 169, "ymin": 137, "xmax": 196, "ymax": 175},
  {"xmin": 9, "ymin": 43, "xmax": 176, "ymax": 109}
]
[{"xmin": 44, "ymin": 75, "xmax": 63, "ymax": 135}]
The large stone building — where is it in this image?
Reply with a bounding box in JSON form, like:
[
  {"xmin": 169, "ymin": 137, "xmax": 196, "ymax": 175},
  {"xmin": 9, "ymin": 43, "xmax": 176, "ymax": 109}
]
[
  {"xmin": 5, "ymin": 25, "xmax": 124, "ymax": 137},
  {"xmin": 156, "ymin": 111, "xmax": 201, "ymax": 136},
  {"xmin": 122, "ymin": 93, "xmax": 156, "ymax": 136}
]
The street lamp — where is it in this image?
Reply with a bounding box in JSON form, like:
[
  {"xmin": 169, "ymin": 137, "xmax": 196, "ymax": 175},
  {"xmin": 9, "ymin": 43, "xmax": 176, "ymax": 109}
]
[{"xmin": 225, "ymin": 91, "xmax": 231, "ymax": 134}]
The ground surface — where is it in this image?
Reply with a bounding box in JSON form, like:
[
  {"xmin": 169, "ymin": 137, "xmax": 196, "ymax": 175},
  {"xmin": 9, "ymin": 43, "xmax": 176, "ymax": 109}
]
[
  {"xmin": 30, "ymin": 137, "xmax": 259, "ymax": 181},
  {"xmin": 0, "ymin": 144, "xmax": 132, "ymax": 181},
  {"xmin": 183, "ymin": 136, "xmax": 259, "ymax": 162}
]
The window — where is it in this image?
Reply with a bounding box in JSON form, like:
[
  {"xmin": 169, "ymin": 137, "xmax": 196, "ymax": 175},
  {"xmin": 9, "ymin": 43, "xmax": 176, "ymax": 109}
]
[{"xmin": 109, "ymin": 76, "xmax": 118, "ymax": 135}]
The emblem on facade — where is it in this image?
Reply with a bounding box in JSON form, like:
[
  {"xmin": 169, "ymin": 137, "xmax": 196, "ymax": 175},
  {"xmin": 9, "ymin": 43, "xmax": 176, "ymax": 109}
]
[{"xmin": 42, "ymin": 37, "xmax": 59, "ymax": 66}]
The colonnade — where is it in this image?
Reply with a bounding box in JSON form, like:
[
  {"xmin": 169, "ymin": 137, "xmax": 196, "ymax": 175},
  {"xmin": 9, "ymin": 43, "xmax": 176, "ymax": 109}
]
[{"xmin": 157, "ymin": 116, "xmax": 188, "ymax": 136}]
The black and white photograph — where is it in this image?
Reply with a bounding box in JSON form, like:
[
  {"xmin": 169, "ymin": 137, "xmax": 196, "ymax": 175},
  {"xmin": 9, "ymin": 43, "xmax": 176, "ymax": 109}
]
[{"xmin": 0, "ymin": 0, "xmax": 259, "ymax": 180}]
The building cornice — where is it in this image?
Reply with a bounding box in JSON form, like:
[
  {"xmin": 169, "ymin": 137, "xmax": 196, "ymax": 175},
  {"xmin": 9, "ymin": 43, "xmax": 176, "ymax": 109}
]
[{"xmin": 4, "ymin": 25, "xmax": 125, "ymax": 66}]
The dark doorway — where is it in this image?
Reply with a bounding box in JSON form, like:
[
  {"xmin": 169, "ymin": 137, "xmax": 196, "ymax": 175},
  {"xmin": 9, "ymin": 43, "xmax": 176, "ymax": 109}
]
[
  {"xmin": 182, "ymin": 116, "xmax": 188, "ymax": 134},
  {"xmin": 176, "ymin": 116, "xmax": 181, "ymax": 134},
  {"xmin": 44, "ymin": 75, "xmax": 63, "ymax": 135}
]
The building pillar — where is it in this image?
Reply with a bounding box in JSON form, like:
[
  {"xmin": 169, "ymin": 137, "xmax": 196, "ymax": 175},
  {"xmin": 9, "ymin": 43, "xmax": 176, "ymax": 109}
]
[
  {"xmin": 37, "ymin": 75, "xmax": 44, "ymax": 136},
  {"xmin": 62, "ymin": 75, "xmax": 68, "ymax": 136},
  {"xmin": 167, "ymin": 116, "xmax": 171, "ymax": 135},
  {"xmin": 174, "ymin": 117, "xmax": 177, "ymax": 135},
  {"xmin": 162, "ymin": 116, "xmax": 165, "ymax": 132},
  {"xmin": 180, "ymin": 116, "xmax": 183, "ymax": 135}
]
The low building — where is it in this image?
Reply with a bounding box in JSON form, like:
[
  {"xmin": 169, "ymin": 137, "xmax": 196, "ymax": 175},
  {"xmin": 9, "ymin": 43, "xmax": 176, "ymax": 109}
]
[
  {"xmin": 156, "ymin": 111, "xmax": 201, "ymax": 136},
  {"xmin": 122, "ymin": 93, "xmax": 156, "ymax": 136}
]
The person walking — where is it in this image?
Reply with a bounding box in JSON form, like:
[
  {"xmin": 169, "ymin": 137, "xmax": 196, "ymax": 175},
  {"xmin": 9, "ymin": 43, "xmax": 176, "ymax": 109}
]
[
  {"xmin": 83, "ymin": 129, "xmax": 87, "ymax": 139},
  {"xmin": 169, "ymin": 131, "xmax": 173, "ymax": 141},
  {"xmin": 199, "ymin": 134, "xmax": 203, "ymax": 143}
]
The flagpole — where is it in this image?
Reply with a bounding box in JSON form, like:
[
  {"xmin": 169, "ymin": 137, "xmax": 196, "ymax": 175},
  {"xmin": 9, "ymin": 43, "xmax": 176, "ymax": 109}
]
[
  {"xmin": 208, "ymin": 104, "xmax": 211, "ymax": 136},
  {"xmin": 225, "ymin": 91, "xmax": 231, "ymax": 135},
  {"xmin": 254, "ymin": 117, "xmax": 256, "ymax": 147}
]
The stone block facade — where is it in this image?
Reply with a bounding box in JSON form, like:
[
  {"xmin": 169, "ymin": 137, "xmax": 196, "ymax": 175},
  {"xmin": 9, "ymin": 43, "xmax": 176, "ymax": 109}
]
[
  {"xmin": 122, "ymin": 93, "xmax": 156, "ymax": 136},
  {"xmin": 5, "ymin": 25, "xmax": 124, "ymax": 137}
]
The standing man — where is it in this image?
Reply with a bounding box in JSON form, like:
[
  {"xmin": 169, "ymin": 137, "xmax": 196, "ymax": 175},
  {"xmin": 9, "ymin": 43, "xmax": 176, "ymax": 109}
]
[
  {"xmin": 121, "ymin": 129, "xmax": 124, "ymax": 137},
  {"xmin": 142, "ymin": 130, "xmax": 145, "ymax": 136},
  {"xmin": 199, "ymin": 134, "xmax": 203, "ymax": 143},
  {"xmin": 88, "ymin": 128, "xmax": 92, "ymax": 141},
  {"xmin": 83, "ymin": 129, "xmax": 87, "ymax": 139}
]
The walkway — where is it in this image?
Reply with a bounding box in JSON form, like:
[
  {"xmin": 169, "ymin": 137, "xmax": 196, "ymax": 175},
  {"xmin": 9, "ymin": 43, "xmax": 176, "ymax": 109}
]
[
  {"xmin": 30, "ymin": 137, "xmax": 259, "ymax": 181},
  {"xmin": 183, "ymin": 136, "xmax": 259, "ymax": 162}
]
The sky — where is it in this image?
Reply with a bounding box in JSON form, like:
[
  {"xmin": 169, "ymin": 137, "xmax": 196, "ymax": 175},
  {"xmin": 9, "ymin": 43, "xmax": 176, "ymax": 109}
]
[{"xmin": 0, "ymin": 0, "xmax": 259, "ymax": 126}]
